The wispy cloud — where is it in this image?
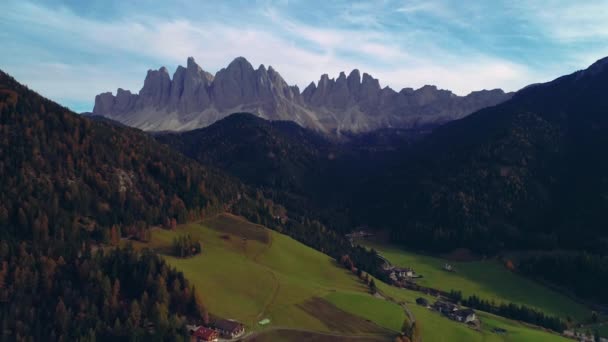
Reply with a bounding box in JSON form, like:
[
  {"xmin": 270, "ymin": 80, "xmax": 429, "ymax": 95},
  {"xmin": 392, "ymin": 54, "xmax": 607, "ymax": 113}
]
[{"xmin": 1, "ymin": 0, "xmax": 607, "ymax": 112}]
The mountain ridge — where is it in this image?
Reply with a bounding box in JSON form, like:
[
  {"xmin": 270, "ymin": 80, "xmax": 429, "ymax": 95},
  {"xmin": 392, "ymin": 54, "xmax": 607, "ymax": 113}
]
[{"xmin": 92, "ymin": 56, "xmax": 513, "ymax": 133}]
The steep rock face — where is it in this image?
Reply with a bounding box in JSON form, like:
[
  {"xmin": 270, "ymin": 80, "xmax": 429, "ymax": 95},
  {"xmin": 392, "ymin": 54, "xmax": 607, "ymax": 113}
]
[{"xmin": 93, "ymin": 57, "xmax": 512, "ymax": 133}]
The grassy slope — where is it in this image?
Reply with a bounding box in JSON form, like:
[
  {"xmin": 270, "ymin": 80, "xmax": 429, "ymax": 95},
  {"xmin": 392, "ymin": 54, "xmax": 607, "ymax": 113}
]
[
  {"xmin": 325, "ymin": 292, "xmax": 406, "ymax": 332},
  {"xmin": 136, "ymin": 215, "xmax": 574, "ymax": 341},
  {"xmin": 377, "ymin": 282, "xmax": 571, "ymax": 342},
  {"xmin": 362, "ymin": 240, "xmax": 589, "ymax": 321},
  {"xmin": 137, "ymin": 214, "xmax": 401, "ymax": 337}
]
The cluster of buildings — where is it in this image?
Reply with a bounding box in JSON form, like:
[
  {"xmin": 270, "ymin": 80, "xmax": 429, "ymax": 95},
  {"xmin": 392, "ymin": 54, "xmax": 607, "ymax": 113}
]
[
  {"xmin": 188, "ymin": 319, "xmax": 245, "ymax": 342},
  {"xmin": 416, "ymin": 298, "xmax": 478, "ymax": 326}
]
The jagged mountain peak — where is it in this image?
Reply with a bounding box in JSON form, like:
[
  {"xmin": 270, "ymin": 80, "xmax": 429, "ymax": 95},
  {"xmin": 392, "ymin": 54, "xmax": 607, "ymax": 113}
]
[
  {"xmin": 225, "ymin": 56, "xmax": 254, "ymax": 71},
  {"xmin": 93, "ymin": 56, "xmax": 513, "ymax": 133}
]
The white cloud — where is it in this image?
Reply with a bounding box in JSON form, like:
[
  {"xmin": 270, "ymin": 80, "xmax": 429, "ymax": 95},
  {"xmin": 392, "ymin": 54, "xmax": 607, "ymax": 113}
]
[
  {"xmin": 527, "ymin": 2, "xmax": 608, "ymax": 42},
  {"xmin": 2, "ymin": 0, "xmax": 575, "ymax": 112}
]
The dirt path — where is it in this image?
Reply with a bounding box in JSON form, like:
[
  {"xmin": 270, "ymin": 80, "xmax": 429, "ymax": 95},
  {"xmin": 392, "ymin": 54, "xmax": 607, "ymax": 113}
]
[
  {"xmin": 375, "ymin": 287, "xmax": 418, "ymax": 341},
  {"xmin": 246, "ymin": 230, "xmax": 281, "ymax": 321}
]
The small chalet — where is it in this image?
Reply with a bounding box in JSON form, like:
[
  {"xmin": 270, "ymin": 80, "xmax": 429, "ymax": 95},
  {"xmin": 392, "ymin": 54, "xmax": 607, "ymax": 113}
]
[
  {"xmin": 450, "ymin": 308, "xmax": 476, "ymax": 323},
  {"xmin": 213, "ymin": 319, "xmax": 245, "ymax": 338},
  {"xmin": 387, "ymin": 266, "xmax": 419, "ymax": 282},
  {"xmin": 443, "ymin": 263, "xmax": 455, "ymax": 272},
  {"xmin": 432, "ymin": 301, "xmax": 458, "ymax": 314},
  {"xmin": 416, "ymin": 297, "xmax": 429, "ymax": 307},
  {"xmin": 395, "ymin": 267, "xmax": 415, "ymax": 278},
  {"xmin": 192, "ymin": 327, "xmax": 219, "ymax": 342}
]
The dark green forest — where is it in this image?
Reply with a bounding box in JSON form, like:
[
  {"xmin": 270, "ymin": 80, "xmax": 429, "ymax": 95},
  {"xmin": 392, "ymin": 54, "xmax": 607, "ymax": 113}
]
[
  {"xmin": 0, "ymin": 70, "xmax": 242, "ymax": 340},
  {"xmin": 0, "ymin": 244, "xmax": 204, "ymax": 341}
]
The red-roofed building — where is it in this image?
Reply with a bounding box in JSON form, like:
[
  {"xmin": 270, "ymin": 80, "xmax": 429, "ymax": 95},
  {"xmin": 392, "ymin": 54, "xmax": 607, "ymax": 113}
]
[{"xmin": 192, "ymin": 326, "xmax": 219, "ymax": 342}]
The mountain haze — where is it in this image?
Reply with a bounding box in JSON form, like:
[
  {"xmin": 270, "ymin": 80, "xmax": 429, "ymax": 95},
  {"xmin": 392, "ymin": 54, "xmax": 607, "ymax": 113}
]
[{"xmin": 93, "ymin": 57, "xmax": 512, "ymax": 133}]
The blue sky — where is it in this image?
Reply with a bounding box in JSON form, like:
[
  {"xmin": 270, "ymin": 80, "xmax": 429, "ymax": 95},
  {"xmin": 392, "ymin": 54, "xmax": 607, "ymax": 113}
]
[{"xmin": 2, "ymin": 0, "xmax": 608, "ymax": 112}]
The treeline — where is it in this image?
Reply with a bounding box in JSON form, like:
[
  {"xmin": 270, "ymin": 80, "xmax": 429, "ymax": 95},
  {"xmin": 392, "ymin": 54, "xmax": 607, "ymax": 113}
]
[
  {"xmin": 172, "ymin": 235, "xmax": 202, "ymax": 258},
  {"xmin": 518, "ymin": 253, "xmax": 608, "ymax": 305},
  {"xmin": 232, "ymin": 195, "xmax": 385, "ymax": 280},
  {"xmin": 0, "ymin": 243, "xmax": 207, "ymax": 341},
  {"xmin": 448, "ymin": 291, "xmax": 566, "ymax": 332}
]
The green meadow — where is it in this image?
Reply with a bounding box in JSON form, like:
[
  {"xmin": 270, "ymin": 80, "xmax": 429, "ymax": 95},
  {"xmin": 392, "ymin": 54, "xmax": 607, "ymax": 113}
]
[
  {"xmin": 376, "ymin": 281, "xmax": 572, "ymax": 342},
  {"xmin": 361, "ymin": 240, "xmax": 589, "ymax": 321},
  {"xmin": 134, "ymin": 214, "xmax": 402, "ymax": 339},
  {"xmin": 132, "ymin": 215, "xmax": 579, "ymax": 341}
]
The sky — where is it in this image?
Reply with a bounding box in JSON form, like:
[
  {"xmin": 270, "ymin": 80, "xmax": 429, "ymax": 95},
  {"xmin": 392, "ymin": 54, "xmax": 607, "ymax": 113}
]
[{"xmin": 2, "ymin": 0, "xmax": 608, "ymax": 113}]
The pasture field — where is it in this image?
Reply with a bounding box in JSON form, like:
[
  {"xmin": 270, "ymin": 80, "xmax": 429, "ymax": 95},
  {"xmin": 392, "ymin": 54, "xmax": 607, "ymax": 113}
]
[
  {"xmin": 133, "ymin": 215, "xmax": 577, "ymax": 341},
  {"xmin": 133, "ymin": 214, "xmax": 401, "ymax": 338},
  {"xmin": 324, "ymin": 292, "xmax": 406, "ymax": 332},
  {"xmin": 360, "ymin": 240, "xmax": 589, "ymax": 321},
  {"xmin": 376, "ymin": 281, "xmax": 572, "ymax": 342}
]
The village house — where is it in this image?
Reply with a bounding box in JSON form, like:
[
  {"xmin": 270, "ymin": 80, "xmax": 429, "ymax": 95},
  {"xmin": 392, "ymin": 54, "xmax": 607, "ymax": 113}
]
[
  {"xmin": 432, "ymin": 300, "xmax": 459, "ymax": 314},
  {"xmin": 450, "ymin": 308, "xmax": 477, "ymax": 323},
  {"xmin": 387, "ymin": 266, "xmax": 420, "ymax": 283},
  {"xmin": 443, "ymin": 263, "xmax": 455, "ymax": 272},
  {"xmin": 394, "ymin": 267, "xmax": 415, "ymax": 278},
  {"xmin": 191, "ymin": 326, "xmax": 219, "ymax": 342},
  {"xmin": 213, "ymin": 319, "xmax": 245, "ymax": 339}
]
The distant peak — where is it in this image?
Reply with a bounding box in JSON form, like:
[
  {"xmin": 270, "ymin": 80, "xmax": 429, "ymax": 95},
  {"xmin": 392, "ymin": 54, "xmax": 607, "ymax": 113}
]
[
  {"xmin": 348, "ymin": 69, "xmax": 361, "ymax": 80},
  {"xmin": 229, "ymin": 56, "xmax": 252, "ymax": 67},
  {"xmin": 186, "ymin": 56, "xmax": 201, "ymax": 70}
]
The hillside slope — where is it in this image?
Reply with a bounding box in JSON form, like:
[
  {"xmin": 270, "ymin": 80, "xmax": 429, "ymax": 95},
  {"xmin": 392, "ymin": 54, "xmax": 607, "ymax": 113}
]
[
  {"xmin": 0, "ymin": 70, "xmax": 244, "ymax": 244},
  {"xmin": 0, "ymin": 70, "xmax": 252, "ymax": 340},
  {"xmin": 358, "ymin": 57, "xmax": 608, "ymax": 254}
]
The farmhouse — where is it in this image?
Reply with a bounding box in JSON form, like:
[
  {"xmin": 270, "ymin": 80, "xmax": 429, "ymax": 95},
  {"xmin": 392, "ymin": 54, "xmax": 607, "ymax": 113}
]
[
  {"xmin": 432, "ymin": 300, "xmax": 458, "ymax": 314},
  {"xmin": 387, "ymin": 266, "xmax": 420, "ymax": 282},
  {"xmin": 443, "ymin": 263, "xmax": 455, "ymax": 272},
  {"xmin": 191, "ymin": 326, "xmax": 219, "ymax": 342},
  {"xmin": 395, "ymin": 267, "xmax": 415, "ymax": 278},
  {"xmin": 213, "ymin": 319, "xmax": 245, "ymax": 338},
  {"xmin": 450, "ymin": 308, "xmax": 477, "ymax": 323}
]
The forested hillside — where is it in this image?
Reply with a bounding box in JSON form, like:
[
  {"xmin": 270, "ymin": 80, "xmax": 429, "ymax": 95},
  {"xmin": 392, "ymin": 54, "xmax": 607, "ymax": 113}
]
[
  {"xmin": 357, "ymin": 57, "xmax": 608, "ymax": 255},
  {"xmin": 156, "ymin": 113, "xmax": 430, "ymax": 232},
  {"xmin": 0, "ymin": 70, "xmax": 246, "ymax": 340},
  {"xmin": 0, "ymin": 70, "xmax": 244, "ymax": 247}
]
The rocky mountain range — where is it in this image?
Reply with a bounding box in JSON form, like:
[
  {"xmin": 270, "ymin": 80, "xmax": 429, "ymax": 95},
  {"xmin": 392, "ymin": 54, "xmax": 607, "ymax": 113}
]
[{"xmin": 93, "ymin": 57, "xmax": 513, "ymax": 133}]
